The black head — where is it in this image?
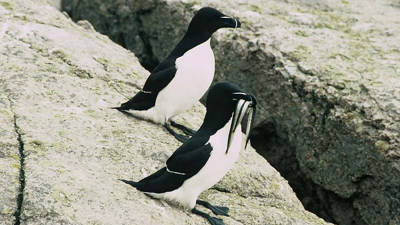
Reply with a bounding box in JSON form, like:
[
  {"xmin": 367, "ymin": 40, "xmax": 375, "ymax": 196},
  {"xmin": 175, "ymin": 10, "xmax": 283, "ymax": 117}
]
[
  {"xmin": 187, "ymin": 7, "xmax": 241, "ymax": 36},
  {"xmin": 201, "ymin": 82, "xmax": 256, "ymax": 151},
  {"xmin": 205, "ymin": 82, "xmax": 250, "ymax": 112}
]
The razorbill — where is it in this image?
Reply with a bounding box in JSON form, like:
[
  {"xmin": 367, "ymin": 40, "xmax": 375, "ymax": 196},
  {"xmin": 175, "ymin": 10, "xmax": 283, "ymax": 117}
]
[
  {"xmin": 113, "ymin": 7, "xmax": 241, "ymax": 142},
  {"xmin": 120, "ymin": 82, "xmax": 256, "ymax": 225}
]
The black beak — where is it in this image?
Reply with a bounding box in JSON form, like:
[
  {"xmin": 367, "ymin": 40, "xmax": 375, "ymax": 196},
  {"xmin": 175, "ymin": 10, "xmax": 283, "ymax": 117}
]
[
  {"xmin": 219, "ymin": 16, "xmax": 241, "ymax": 29},
  {"xmin": 226, "ymin": 93, "xmax": 256, "ymax": 154}
]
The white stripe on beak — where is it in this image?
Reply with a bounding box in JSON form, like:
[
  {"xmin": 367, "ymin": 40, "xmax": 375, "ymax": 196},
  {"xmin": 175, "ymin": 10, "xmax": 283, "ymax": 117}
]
[
  {"xmin": 226, "ymin": 99, "xmax": 251, "ymax": 154},
  {"xmin": 244, "ymin": 106, "xmax": 255, "ymax": 149},
  {"xmin": 220, "ymin": 16, "xmax": 238, "ymax": 29}
]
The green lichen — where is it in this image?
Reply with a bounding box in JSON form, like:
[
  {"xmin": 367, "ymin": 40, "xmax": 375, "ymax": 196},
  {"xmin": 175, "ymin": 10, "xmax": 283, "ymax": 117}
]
[
  {"xmin": 31, "ymin": 139, "xmax": 44, "ymax": 146},
  {"xmin": 2, "ymin": 207, "xmax": 12, "ymax": 214},
  {"xmin": 51, "ymin": 49, "xmax": 68, "ymax": 61},
  {"xmin": 10, "ymin": 153, "xmax": 20, "ymax": 161},
  {"xmin": 269, "ymin": 183, "xmax": 281, "ymax": 193},
  {"xmin": 341, "ymin": 111, "xmax": 364, "ymax": 133},
  {"xmin": 375, "ymin": 140, "xmax": 389, "ymax": 153},
  {"xmin": 183, "ymin": 1, "xmax": 199, "ymax": 9},
  {"xmin": 12, "ymin": 162, "xmax": 20, "ymax": 169},
  {"xmin": 49, "ymin": 142, "xmax": 66, "ymax": 149},
  {"xmin": 248, "ymin": 5, "xmax": 262, "ymax": 14},
  {"xmin": 71, "ymin": 67, "xmax": 93, "ymax": 79},
  {"xmin": 94, "ymin": 57, "xmax": 109, "ymax": 66},
  {"xmin": 288, "ymin": 45, "xmax": 311, "ymax": 62},
  {"xmin": 0, "ymin": 1, "xmax": 13, "ymax": 10},
  {"xmin": 51, "ymin": 189, "xmax": 71, "ymax": 206},
  {"xmin": 40, "ymin": 63, "xmax": 60, "ymax": 74},
  {"xmin": 58, "ymin": 130, "xmax": 66, "ymax": 137},
  {"xmin": 294, "ymin": 30, "xmax": 309, "ymax": 37},
  {"xmin": 328, "ymin": 53, "xmax": 351, "ymax": 61},
  {"xmin": 83, "ymin": 109, "xmax": 97, "ymax": 118}
]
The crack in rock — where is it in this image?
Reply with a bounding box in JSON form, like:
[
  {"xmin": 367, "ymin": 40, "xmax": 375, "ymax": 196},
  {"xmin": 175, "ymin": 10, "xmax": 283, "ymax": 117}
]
[{"xmin": 8, "ymin": 97, "xmax": 26, "ymax": 225}]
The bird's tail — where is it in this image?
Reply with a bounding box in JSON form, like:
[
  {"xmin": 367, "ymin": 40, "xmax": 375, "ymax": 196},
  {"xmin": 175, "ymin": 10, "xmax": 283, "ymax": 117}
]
[
  {"xmin": 119, "ymin": 179, "xmax": 139, "ymax": 188},
  {"xmin": 111, "ymin": 102, "xmax": 130, "ymax": 111},
  {"xmin": 111, "ymin": 106, "xmax": 123, "ymax": 110}
]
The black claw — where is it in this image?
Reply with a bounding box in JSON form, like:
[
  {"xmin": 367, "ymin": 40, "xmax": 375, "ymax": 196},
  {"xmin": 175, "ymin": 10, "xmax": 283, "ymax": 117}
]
[
  {"xmin": 208, "ymin": 217, "xmax": 225, "ymax": 225},
  {"xmin": 196, "ymin": 200, "xmax": 229, "ymax": 216},
  {"xmin": 192, "ymin": 208, "xmax": 226, "ymax": 225},
  {"xmin": 211, "ymin": 206, "xmax": 229, "ymax": 216},
  {"xmin": 170, "ymin": 121, "xmax": 196, "ymax": 136},
  {"xmin": 164, "ymin": 124, "xmax": 190, "ymax": 143}
]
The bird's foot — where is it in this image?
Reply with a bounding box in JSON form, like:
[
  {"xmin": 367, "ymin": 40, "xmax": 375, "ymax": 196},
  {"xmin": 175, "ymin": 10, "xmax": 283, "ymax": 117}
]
[
  {"xmin": 164, "ymin": 124, "xmax": 190, "ymax": 143},
  {"xmin": 170, "ymin": 121, "xmax": 196, "ymax": 136},
  {"xmin": 196, "ymin": 200, "xmax": 229, "ymax": 216},
  {"xmin": 192, "ymin": 208, "xmax": 225, "ymax": 225}
]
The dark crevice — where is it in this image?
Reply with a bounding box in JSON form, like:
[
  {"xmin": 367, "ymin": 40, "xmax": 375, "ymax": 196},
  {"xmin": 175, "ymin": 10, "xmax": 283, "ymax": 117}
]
[
  {"xmin": 211, "ymin": 186, "xmax": 231, "ymax": 194},
  {"xmin": 63, "ymin": 0, "xmax": 159, "ymax": 72},
  {"xmin": 135, "ymin": 11, "xmax": 160, "ymax": 71},
  {"xmin": 321, "ymin": 102, "xmax": 334, "ymax": 130},
  {"xmin": 250, "ymin": 121, "xmax": 359, "ymax": 225},
  {"xmin": 12, "ymin": 114, "xmax": 25, "ymax": 225}
]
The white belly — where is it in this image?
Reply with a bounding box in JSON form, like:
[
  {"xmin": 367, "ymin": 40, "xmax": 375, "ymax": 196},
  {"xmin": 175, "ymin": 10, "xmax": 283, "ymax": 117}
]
[
  {"xmin": 154, "ymin": 39, "xmax": 215, "ymax": 123},
  {"xmin": 149, "ymin": 119, "xmax": 243, "ymax": 209}
]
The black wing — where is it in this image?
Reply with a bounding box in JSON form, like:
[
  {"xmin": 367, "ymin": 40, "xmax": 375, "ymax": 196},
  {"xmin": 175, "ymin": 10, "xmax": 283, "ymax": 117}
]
[
  {"xmin": 116, "ymin": 66, "xmax": 177, "ymax": 110},
  {"xmin": 166, "ymin": 136, "xmax": 212, "ymax": 177},
  {"xmin": 131, "ymin": 167, "xmax": 187, "ymax": 193},
  {"xmin": 127, "ymin": 136, "xmax": 212, "ymax": 194}
]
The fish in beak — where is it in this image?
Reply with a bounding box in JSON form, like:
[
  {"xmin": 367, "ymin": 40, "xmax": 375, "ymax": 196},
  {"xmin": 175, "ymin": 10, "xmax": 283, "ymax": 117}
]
[{"xmin": 226, "ymin": 93, "xmax": 256, "ymax": 154}]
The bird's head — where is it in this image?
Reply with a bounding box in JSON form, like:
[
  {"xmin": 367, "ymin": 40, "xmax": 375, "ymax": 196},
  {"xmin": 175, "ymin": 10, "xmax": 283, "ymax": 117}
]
[
  {"xmin": 203, "ymin": 82, "xmax": 256, "ymax": 152},
  {"xmin": 187, "ymin": 7, "xmax": 241, "ymax": 35}
]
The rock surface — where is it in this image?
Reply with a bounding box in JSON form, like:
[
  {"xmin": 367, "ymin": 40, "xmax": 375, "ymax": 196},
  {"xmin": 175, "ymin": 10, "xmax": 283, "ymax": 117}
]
[
  {"xmin": 0, "ymin": 0, "xmax": 331, "ymax": 224},
  {"xmin": 62, "ymin": 0, "xmax": 400, "ymax": 225},
  {"xmin": 0, "ymin": 91, "xmax": 20, "ymax": 224}
]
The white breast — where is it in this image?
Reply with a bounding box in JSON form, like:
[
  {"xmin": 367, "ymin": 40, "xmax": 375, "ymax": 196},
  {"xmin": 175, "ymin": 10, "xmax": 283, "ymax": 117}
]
[
  {"xmin": 187, "ymin": 119, "xmax": 243, "ymax": 194},
  {"xmin": 154, "ymin": 39, "xmax": 215, "ymax": 123}
]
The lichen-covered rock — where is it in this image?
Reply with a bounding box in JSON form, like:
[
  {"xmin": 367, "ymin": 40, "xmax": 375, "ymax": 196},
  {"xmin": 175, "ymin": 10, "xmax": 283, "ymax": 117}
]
[
  {"xmin": 0, "ymin": 0, "xmax": 331, "ymax": 224},
  {"xmin": 0, "ymin": 94, "xmax": 20, "ymax": 225},
  {"xmin": 62, "ymin": 0, "xmax": 400, "ymax": 225}
]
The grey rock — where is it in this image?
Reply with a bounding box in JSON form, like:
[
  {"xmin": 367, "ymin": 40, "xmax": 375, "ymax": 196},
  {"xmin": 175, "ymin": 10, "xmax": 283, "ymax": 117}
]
[
  {"xmin": 0, "ymin": 0, "xmax": 331, "ymax": 225},
  {"xmin": 0, "ymin": 94, "xmax": 20, "ymax": 225},
  {"xmin": 62, "ymin": 0, "xmax": 400, "ymax": 225},
  {"xmin": 46, "ymin": 0, "xmax": 61, "ymax": 10}
]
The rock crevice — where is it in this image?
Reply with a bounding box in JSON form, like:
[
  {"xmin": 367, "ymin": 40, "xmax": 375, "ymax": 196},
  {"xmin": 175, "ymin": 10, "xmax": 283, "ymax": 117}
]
[
  {"xmin": 12, "ymin": 114, "xmax": 25, "ymax": 225},
  {"xmin": 7, "ymin": 95, "xmax": 26, "ymax": 225}
]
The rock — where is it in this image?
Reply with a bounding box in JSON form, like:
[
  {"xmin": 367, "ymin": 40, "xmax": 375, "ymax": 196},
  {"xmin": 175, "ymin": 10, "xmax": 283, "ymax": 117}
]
[
  {"xmin": 62, "ymin": 0, "xmax": 400, "ymax": 225},
  {"xmin": 0, "ymin": 94, "xmax": 20, "ymax": 225},
  {"xmin": 0, "ymin": 0, "xmax": 331, "ymax": 224},
  {"xmin": 46, "ymin": 0, "xmax": 61, "ymax": 10}
]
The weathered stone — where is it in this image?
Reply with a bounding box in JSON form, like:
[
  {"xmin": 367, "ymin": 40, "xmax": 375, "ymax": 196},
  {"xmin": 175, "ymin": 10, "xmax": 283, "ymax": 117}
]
[
  {"xmin": 0, "ymin": 94, "xmax": 20, "ymax": 225},
  {"xmin": 62, "ymin": 0, "xmax": 400, "ymax": 224},
  {"xmin": 0, "ymin": 0, "xmax": 331, "ymax": 224}
]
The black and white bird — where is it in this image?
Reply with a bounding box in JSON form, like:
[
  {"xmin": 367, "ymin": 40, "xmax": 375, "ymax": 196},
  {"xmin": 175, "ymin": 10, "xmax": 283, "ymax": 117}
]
[
  {"xmin": 113, "ymin": 7, "xmax": 241, "ymax": 142},
  {"xmin": 120, "ymin": 82, "xmax": 256, "ymax": 225}
]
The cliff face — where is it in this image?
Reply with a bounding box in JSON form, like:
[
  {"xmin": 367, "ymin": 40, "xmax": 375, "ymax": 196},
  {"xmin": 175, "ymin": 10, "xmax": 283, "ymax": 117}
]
[
  {"xmin": 62, "ymin": 0, "xmax": 400, "ymax": 225},
  {"xmin": 0, "ymin": 0, "xmax": 331, "ymax": 224}
]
